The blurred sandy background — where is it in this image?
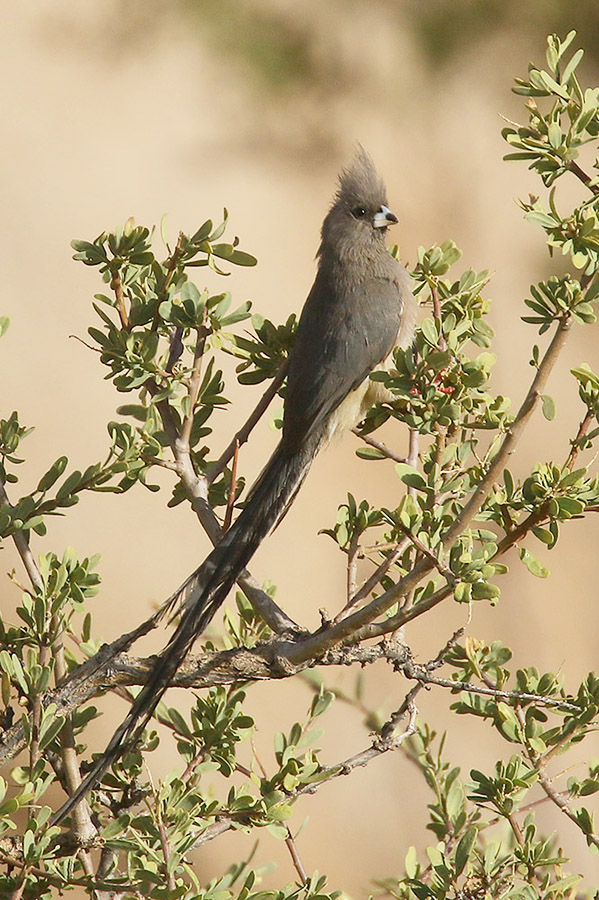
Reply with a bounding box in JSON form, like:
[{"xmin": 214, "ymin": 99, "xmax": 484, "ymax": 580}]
[{"xmin": 2, "ymin": 0, "xmax": 599, "ymax": 892}]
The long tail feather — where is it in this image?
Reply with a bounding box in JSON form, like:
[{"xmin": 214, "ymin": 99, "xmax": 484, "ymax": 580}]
[{"xmin": 52, "ymin": 440, "xmax": 315, "ymax": 824}]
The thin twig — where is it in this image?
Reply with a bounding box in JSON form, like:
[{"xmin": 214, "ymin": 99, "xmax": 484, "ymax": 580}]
[
  {"xmin": 346, "ymin": 530, "xmax": 360, "ymax": 603},
  {"xmin": 535, "ymin": 765, "xmax": 599, "ymax": 850},
  {"xmin": 28, "ymin": 643, "xmax": 49, "ymax": 788},
  {"xmin": 433, "ymin": 422, "xmax": 447, "ymax": 473},
  {"xmin": 284, "ymin": 829, "xmax": 308, "ymax": 886},
  {"xmin": 0, "ymin": 482, "xmax": 44, "ymax": 592},
  {"xmin": 406, "ymin": 428, "xmax": 419, "ymax": 496},
  {"xmin": 351, "ymin": 429, "xmax": 407, "ymax": 464},
  {"xmin": 565, "ymin": 409, "xmax": 595, "ymax": 471},
  {"xmin": 251, "ymin": 743, "xmax": 309, "ymax": 886},
  {"xmin": 567, "ymin": 160, "xmax": 599, "ymax": 195},
  {"xmin": 151, "ymin": 232, "xmax": 185, "ymax": 332},
  {"xmin": 333, "ymin": 538, "xmax": 410, "ymax": 622},
  {"xmin": 181, "ymin": 748, "xmax": 208, "ymax": 783},
  {"xmin": 69, "ymin": 334, "xmax": 103, "ymax": 353},
  {"xmin": 520, "ymin": 729, "xmax": 599, "ymax": 852},
  {"xmin": 208, "ymin": 361, "xmax": 289, "ymax": 485},
  {"xmin": 486, "ymin": 791, "xmax": 568, "ymax": 827},
  {"xmin": 402, "ymin": 665, "xmax": 580, "ymax": 712},
  {"xmin": 52, "ymin": 632, "xmax": 96, "ymax": 844},
  {"xmin": 493, "ymin": 406, "xmax": 596, "ymax": 557},
  {"xmin": 397, "ymin": 525, "xmax": 456, "ymax": 585},
  {"xmin": 507, "ymin": 811, "xmax": 525, "ymax": 848},
  {"xmin": 156, "ymin": 808, "xmax": 176, "ymax": 894},
  {"xmin": 110, "ymin": 269, "xmax": 130, "ymax": 330}
]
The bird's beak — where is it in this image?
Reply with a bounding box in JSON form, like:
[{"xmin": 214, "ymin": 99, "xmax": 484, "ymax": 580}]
[{"xmin": 373, "ymin": 205, "xmax": 399, "ymax": 228}]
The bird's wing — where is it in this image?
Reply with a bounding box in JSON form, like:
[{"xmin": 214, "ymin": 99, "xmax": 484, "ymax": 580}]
[{"xmin": 282, "ymin": 272, "xmax": 404, "ymax": 454}]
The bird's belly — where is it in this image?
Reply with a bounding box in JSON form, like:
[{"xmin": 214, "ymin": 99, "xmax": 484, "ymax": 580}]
[
  {"xmin": 325, "ymin": 355, "xmax": 393, "ymax": 442},
  {"xmin": 326, "ymin": 380, "xmax": 371, "ymax": 441}
]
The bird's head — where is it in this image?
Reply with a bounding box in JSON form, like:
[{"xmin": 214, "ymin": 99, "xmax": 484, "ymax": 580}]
[{"xmin": 319, "ymin": 147, "xmax": 398, "ymax": 261}]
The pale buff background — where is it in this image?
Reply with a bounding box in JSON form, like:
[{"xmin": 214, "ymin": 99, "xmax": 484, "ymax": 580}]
[{"xmin": 1, "ymin": 1, "xmax": 599, "ymax": 893}]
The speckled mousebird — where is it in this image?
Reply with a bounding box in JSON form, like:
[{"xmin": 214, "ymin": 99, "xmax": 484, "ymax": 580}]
[{"xmin": 53, "ymin": 147, "xmax": 416, "ymax": 824}]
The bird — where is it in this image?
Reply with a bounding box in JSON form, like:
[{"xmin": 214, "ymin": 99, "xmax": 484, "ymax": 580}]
[{"xmin": 53, "ymin": 147, "xmax": 416, "ymax": 824}]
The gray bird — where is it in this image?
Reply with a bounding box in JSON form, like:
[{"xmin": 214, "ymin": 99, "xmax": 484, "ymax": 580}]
[{"xmin": 53, "ymin": 148, "xmax": 416, "ymax": 823}]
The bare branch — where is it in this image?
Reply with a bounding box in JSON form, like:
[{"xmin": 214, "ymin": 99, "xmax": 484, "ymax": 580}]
[
  {"xmin": 0, "ymin": 637, "xmax": 410, "ymax": 765},
  {"xmin": 346, "ymin": 529, "xmax": 360, "ymax": 603},
  {"xmin": 110, "ymin": 269, "xmax": 129, "ymax": 330},
  {"xmin": 406, "ymin": 427, "xmax": 419, "ymax": 495},
  {"xmin": 567, "ymin": 160, "xmax": 599, "ymax": 196},
  {"xmin": 52, "ymin": 635, "xmax": 96, "ymax": 844}
]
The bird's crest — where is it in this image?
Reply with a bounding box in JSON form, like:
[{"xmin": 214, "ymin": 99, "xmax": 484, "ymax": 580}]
[{"xmin": 336, "ymin": 146, "xmax": 387, "ymax": 207}]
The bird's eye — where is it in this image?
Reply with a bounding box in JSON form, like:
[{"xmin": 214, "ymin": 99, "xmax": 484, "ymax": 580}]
[{"xmin": 352, "ymin": 206, "xmax": 367, "ymax": 219}]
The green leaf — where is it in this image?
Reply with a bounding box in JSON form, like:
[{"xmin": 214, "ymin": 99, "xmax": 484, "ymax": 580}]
[
  {"xmin": 561, "ymin": 47, "xmax": 584, "ymax": 85},
  {"xmin": 38, "ymin": 715, "xmax": 66, "ymax": 750},
  {"xmin": 541, "ymin": 394, "xmax": 556, "ymax": 420},
  {"xmin": 420, "ymin": 318, "xmax": 438, "ymax": 346},
  {"xmin": 547, "ymin": 122, "xmax": 562, "ymax": 149},
  {"xmin": 116, "ymin": 404, "xmax": 149, "ymax": 422},
  {"xmin": 159, "ymin": 213, "xmax": 169, "ymax": 247},
  {"xmin": 519, "ymin": 548, "xmax": 549, "ymax": 578},
  {"xmin": 395, "ymin": 463, "xmax": 427, "ymax": 491},
  {"xmin": 532, "ymin": 525, "xmax": 554, "ymax": 545},
  {"xmin": 454, "ymin": 582, "xmax": 471, "ymax": 603},
  {"xmin": 101, "ymin": 816, "xmax": 130, "ymax": 839},
  {"xmin": 574, "ymin": 805, "xmax": 594, "ymax": 834},
  {"xmin": 557, "ymin": 497, "xmax": 584, "ymax": 517},
  {"xmin": 265, "ymin": 822, "xmax": 288, "ymax": 840},
  {"xmin": 572, "ymin": 363, "xmax": 599, "ymax": 389},
  {"xmin": 539, "ymin": 69, "xmax": 570, "ymax": 99},
  {"xmin": 355, "ymin": 446, "xmax": 387, "ymax": 460},
  {"xmin": 454, "ymin": 826, "xmax": 477, "ymax": 875},
  {"xmin": 37, "ymin": 457, "xmax": 68, "ymax": 493},
  {"xmin": 209, "ymin": 209, "xmax": 229, "ymax": 242},
  {"xmin": 404, "ymin": 845, "xmax": 419, "ymax": 878},
  {"xmin": 471, "ymin": 582, "xmax": 500, "ymax": 601},
  {"xmin": 398, "ymin": 493, "xmax": 421, "ymax": 528}
]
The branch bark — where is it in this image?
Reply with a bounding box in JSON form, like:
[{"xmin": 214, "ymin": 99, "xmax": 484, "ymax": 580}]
[{"xmin": 0, "ymin": 639, "xmax": 410, "ymax": 765}]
